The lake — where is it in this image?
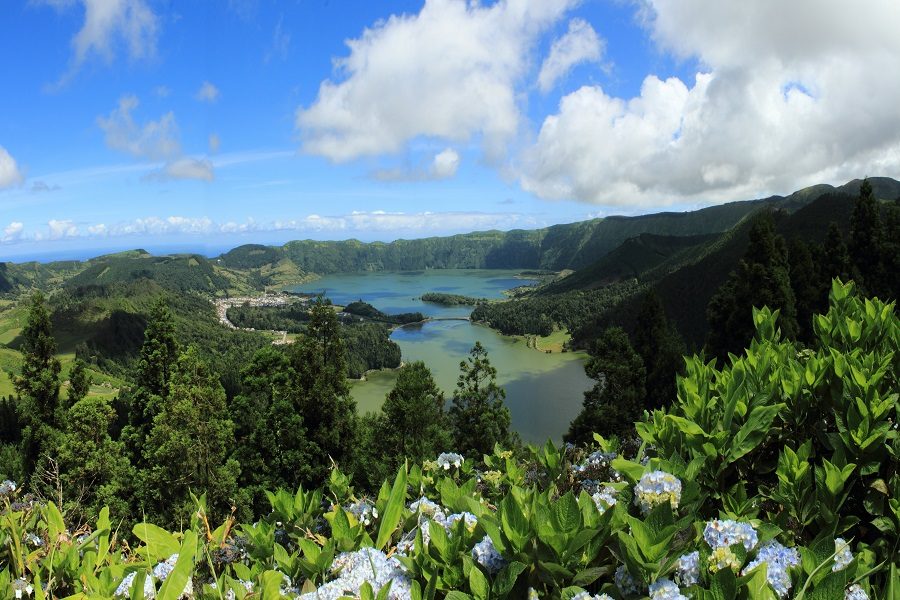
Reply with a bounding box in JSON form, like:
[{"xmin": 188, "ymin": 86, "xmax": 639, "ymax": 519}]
[{"xmin": 291, "ymin": 270, "xmax": 592, "ymax": 443}]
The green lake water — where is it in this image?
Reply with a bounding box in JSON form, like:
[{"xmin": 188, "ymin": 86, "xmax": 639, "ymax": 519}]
[{"xmin": 291, "ymin": 270, "xmax": 592, "ymax": 443}]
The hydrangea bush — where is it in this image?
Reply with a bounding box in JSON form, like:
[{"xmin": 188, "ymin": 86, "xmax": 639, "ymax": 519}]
[{"xmin": 0, "ymin": 280, "xmax": 896, "ymax": 598}]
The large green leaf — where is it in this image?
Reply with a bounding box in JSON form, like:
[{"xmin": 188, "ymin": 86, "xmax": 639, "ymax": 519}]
[
  {"xmin": 157, "ymin": 530, "xmax": 197, "ymax": 600},
  {"xmin": 376, "ymin": 464, "xmax": 408, "ymax": 550},
  {"xmin": 131, "ymin": 523, "xmax": 180, "ymax": 562},
  {"xmin": 726, "ymin": 403, "xmax": 784, "ymax": 464}
]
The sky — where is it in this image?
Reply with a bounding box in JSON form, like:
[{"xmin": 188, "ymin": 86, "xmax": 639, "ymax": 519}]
[{"xmin": 1, "ymin": 0, "xmax": 899, "ymax": 260}]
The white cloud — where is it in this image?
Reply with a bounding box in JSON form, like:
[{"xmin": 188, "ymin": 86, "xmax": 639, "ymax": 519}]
[
  {"xmin": 265, "ymin": 16, "xmax": 291, "ymax": 63},
  {"xmin": 275, "ymin": 210, "xmax": 535, "ymax": 235},
  {"xmin": 195, "ymin": 81, "xmax": 220, "ymax": 103},
  {"xmin": 537, "ymin": 18, "xmax": 603, "ymax": 93},
  {"xmin": 148, "ymin": 157, "xmax": 215, "ymax": 182},
  {"xmin": 97, "ymin": 95, "xmax": 180, "ymax": 160},
  {"xmin": 87, "ymin": 223, "xmax": 107, "ymax": 235},
  {"xmin": 38, "ymin": 0, "xmax": 158, "ymax": 85},
  {"xmin": 47, "ymin": 219, "xmax": 79, "ymax": 240},
  {"xmin": 2, "ymin": 222, "xmax": 24, "ymax": 243},
  {"xmin": 208, "ymin": 133, "xmax": 221, "ymax": 153},
  {"xmin": 431, "ymin": 148, "xmax": 460, "ymax": 179},
  {"xmin": 297, "ymin": 0, "xmax": 577, "ymax": 162},
  {"xmin": 521, "ymin": 0, "xmax": 900, "ymax": 205},
  {"xmin": 31, "ymin": 180, "xmax": 62, "ymax": 192},
  {"xmin": 0, "ymin": 146, "xmax": 25, "ymax": 189}
]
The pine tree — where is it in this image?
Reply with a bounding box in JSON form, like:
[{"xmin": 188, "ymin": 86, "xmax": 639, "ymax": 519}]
[
  {"xmin": 143, "ymin": 347, "xmax": 240, "ymax": 526},
  {"xmin": 448, "ymin": 342, "xmax": 513, "ymax": 458},
  {"xmin": 364, "ymin": 361, "xmax": 451, "ymax": 485},
  {"xmin": 122, "ymin": 298, "xmax": 180, "ymax": 466},
  {"xmin": 787, "ymin": 238, "xmax": 823, "ymax": 342},
  {"xmin": 286, "ymin": 299, "xmax": 357, "ymax": 483},
  {"xmin": 565, "ymin": 327, "xmax": 646, "ymax": 445},
  {"xmin": 64, "ymin": 359, "xmax": 91, "ymax": 409},
  {"xmin": 822, "ymin": 223, "xmax": 851, "ymax": 283},
  {"xmin": 14, "ymin": 292, "xmax": 62, "ymax": 482},
  {"xmin": 57, "ymin": 397, "xmax": 132, "ymax": 523},
  {"xmin": 706, "ymin": 212, "xmax": 798, "ymax": 363},
  {"xmin": 849, "ymin": 178, "xmax": 886, "ymax": 296},
  {"xmin": 632, "ymin": 291, "xmax": 685, "ymax": 410}
]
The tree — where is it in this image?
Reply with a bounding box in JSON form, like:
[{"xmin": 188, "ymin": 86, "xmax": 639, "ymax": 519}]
[
  {"xmin": 787, "ymin": 238, "xmax": 823, "ymax": 343},
  {"xmin": 565, "ymin": 327, "xmax": 646, "ymax": 445},
  {"xmin": 286, "ymin": 299, "xmax": 357, "ymax": 484},
  {"xmin": 706, "ymin": 212, "xmax": 798, "ymax": 363},
  {"xmin": 14, "ymin": 292, "xmax": 62, "ymax": 482},
  {"xmin": 821, "ymin": 222, "xmax": 851, "ymax": 283},
  {"xmin": 848, "ymin": 178, "xmax": 886, "ymax": 296},
  {"xmin": 122, "ymin": 298, "xmax": 180, "ymax": 466},
  {"xmin": 57, "ymin": 397, "xmax": 132, "ymax": 523},
  {"xmin": 64, "ymin": 359, "xmax": 91, "ymax": 409},
  {"xmin": 632, "ymin": 291, "xmax": 685, "ymax": 410},
  {"xmin": 143, "ymin": 347, "xmax": 241, "ymax": 526},
  {"xmin": 448, "ymin": 342, "xmax": 513, "ymax": 458},
  {"xmin": 362, "ymin": 362, "xmax": 451, "ymax": 486}
]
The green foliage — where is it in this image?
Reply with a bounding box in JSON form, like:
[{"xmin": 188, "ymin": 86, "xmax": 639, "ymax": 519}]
[
  {"xmin": 565, "ymin": 327, "xmax": 646, "ymax": 445},
  {"xmin": 633, "ymin": 290, "xmax": 686, "ymax": 410},
  {"xmin": 449, "ymin": 342, "xmax": 513, "ymax": 458},
  {"xmin": 64, "ymin": 358, "xmax": 91, "ymax": 408},
  {"xmin": 342, "ymin": 322, "xmax": 402, "ymax": 379},
  {"xmin": 342, "ymin": 300, "xmax": 424, "ymax": 325},
  {"xmin": 421, "ymin": 292, "xmax": 486, "ymax": 306}
]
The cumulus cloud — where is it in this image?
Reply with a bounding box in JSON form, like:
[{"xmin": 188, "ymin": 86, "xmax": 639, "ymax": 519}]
[
  {"xmin": 431, "ymin": 148, "xmax": 460, "ymax": 179},
  {"xmin": 373, "ymin": 147, "xmax": 461, "ymax": 181},
  {"xmin": 521, "ymin": 0, "xmax": 900, "ymax": 205},
  {"xmin": 297, "ymin": 0, "xmax": 577, "ymax": 162},
  {"xmin": 98, "ymin": 95, "xmax": 180, "ymax": 160},
  {"xmin": 537, "ymin": 18, "xmax": 604, "ymax": 93},
  {"xmin": 47, "ymin": 219, "xmax": 79, "ymax": 240},
  {"xmin": 0, "ymin": 146, "xmax": 25, "ymax": 189},
  {"xmin": 195, "ymin": 81, "xmax": 220, "ymax": 103},
  {"xmin": 274, "ymin": 210, "xmax": 535, "ymax": 235},
  {"xmin": 37, "ymin": 0, "xmax": 158, "ymax": 85},
  {"xmin": 87, "ymin": 223, "xmax": 107, "ymax": 235},
  {"xmin": 2, "ymin": 222, "xmax": 24, "ymax": 243},
  {"xmin": 147, "ymin": 157, "xmax": 215, "ymax": 182}
]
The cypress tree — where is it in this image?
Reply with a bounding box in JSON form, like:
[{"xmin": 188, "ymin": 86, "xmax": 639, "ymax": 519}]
[
  {"xmin": 632, "ymin": 290, "xmax": 685, "ymax": 410},
  {"xmin": 849, "ymin": 178, "xmax": 886, "ymax": 296},
  {"xmin": 448, "ymin": 341, "xmax": 513, "ymax": 458},
  {"xmin": 822, "ymin": 222, "xmax": 851, "ymax": 283},
  {"xmin": 14, "ymin": 292, "xmax": 62, "ymax": 482},
  {"xmin": 64, "ymin": 359, "xmax": 91, "ymax": 409},
  {"xmin": 565, "ymin": 327, "xmax": 646, "ymax": 445},
  {"xmin": 788, "ymin": 238, "xmax": 823, "ymax": 342}
]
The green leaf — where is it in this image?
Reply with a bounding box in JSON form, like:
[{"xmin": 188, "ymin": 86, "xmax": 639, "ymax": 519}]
[
  {"xmin": 132, "ymin": 522, "xmax": 180, "ymax": 562},
  {"xmin": 469, "ymin": 566, "xmax": 490, "ymax": 600},
  {"xmin": 445, "ymin": 592, "xmax": 474, "ymax": 600},
  {"xmin": 157, "ymin": 530, "xmax": 197, "ymax": 600},
  {"xmin": 726, "ymin": 403, "xmax": 784, "ymax": 464},
  {"xmin": 550, "ymin": 492, "xmax": 581, "ymax": 534},
  {"xmin": 709, "ymin": 567, "xmax": 737, "ymax": 600},
  {"xmin": 376, "ymin": 463, "xmax": 408, "ymax": 550},
  {"xmin": 491, "ymin": 561, "xmax": 526, "ymax": 597}
]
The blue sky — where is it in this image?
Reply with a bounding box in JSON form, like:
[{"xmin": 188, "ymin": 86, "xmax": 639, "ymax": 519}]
[{"xmin": 1, "ymin": 0, "xmax": 898, "ymax": 260}]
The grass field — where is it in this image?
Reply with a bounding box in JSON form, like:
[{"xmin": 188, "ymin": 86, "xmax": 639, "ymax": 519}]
[{"xmin": 513, "ymin": 329, "xmax": 574, "ymax": 353}]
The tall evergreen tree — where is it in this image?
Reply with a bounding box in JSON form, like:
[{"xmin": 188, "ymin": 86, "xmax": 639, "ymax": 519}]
[
  {"xmin": 565, "ymin": 327, "xmax": 646, "ymax": 445},
  {"xmin": 143, "ymin": 347, "xmax": 241, "ymax": 526},
  {"xmin": 822, "ymin": 223, "xmax": 851, "ymax": 283},
  {"xmin": 448, "ymin": 341, "xmax": 512, "ymax": 458},
  {"xmin": 57, "ymin": 397, "xmax": 132, "ymax": 523},
  {"xmin": 632, "ymin": 291, "xmax": 685, "ymax": 410},
  {"xmin": 849, "ymin": 178, "xmax": 886, "ymax": 296},
  {"xmin": 363, "ymin": 362, "xmax": 451, "ymax": 486},
  {"xmin": 706, "ymin": 212, "xmax": 797, "ymax": 363},
  {"xmin": 788, "ymin": 238, "xmax": 823, "ymax": 342},
  {"xmin": 64, "ymin": 359, "xmax": 91, "ymax": 409},
  {"xmin": 122, "ymin": 298, "xmax": 180, "ymax": 466},
  {"xmin": 286, "ymin": 299, "xmax": 357, "ymax": 483},
  {"xmin": 14, "ymin": 292, "xmax": 62, "ymax": 482}
]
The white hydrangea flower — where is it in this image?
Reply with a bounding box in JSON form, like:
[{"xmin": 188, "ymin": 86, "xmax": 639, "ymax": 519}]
[
  {"xmin": 845, "ymin": 584, "xmax": 869, "ymax": 600},
  {"xmin": 591, "ymin": 485, "xmax": 618, "ymax": 514},
  {"xmin": 471, "ymin": 535, "xmax": 506, "ymax": 574},
  {"xmin": 833, "ymin": 538, "xmax": 853, "ymax": 572},
  {"xmin": 570, "ymin": 592, "xmax": 615, "ymax": 600},
  {"xmin": 675, "ymin": 551, "xmax": 700, "ymax": 586},
  {"xmin": 742, "ymin": 541, "xmax": 800, "ymax": 598},
  {"xmin": 299, "ymin": 547, "xmax": 411, "ymax": 600},
  {"xmin": 345, "ymin": 499, "xmax": 379, "ymax": 526},
  {"xmin": 114, "ymin": 554, "xmax": 191, "ymax": 599},
  {"xmin": 649, "ymin": 578, "xmax": 689, "ymax": 600},
  {"xmin": 703, "ymin": 519, "xmax": 758, "ymax": 552},
  {"xmin": 436, "ymin": 452, "xmax": 464, "ymax": 470},
  {"xmin": 634, "ymin": 471, "xmax": 682, "ymax": 514},
  {"xmin": 0, "ymin": 480, "xmax": 16, "ymax": 496}
]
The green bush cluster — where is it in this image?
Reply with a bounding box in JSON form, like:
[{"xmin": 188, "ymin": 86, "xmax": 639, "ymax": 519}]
[{"xmin": 0, "ymin": 280, "xmax": 896, "ymax": 598}]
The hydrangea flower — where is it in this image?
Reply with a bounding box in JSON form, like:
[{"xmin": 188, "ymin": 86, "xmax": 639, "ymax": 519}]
[
  {"xmin": 437, "ymin": 452, "xmax": 464, "ymax": 470},
  {"xmin": 648, "ymin": 578, "xmax": 689, "ymax": 600},
  {"xmin": 299, "ymin": 547, "xmax": 411, "ymax": 600},
  {"xmin": 634, "ymin": 471, "xmax": 682, "ymax": 514},
  {"xmin": 409, "ymin": 496, "xmax": 443, "ymax": 518},
  {"xmin": 345, "ymin": 499, "xmax": 379, "ymax": 526},
  {"xmin": 742, "ymin": 541, "xmax": 800, "ymax": 598},
  {"xmin": 591, "ymin": 485, "xmax": 618, "ymax": 514},
  {"xmin": 24, "ymin": 533, "xmax": 43, "ymax": 547},
  {"xmin": 703, "ymin": 519, "xmax": 758, "ymax": 552},
  {"xmin": 833, "ymin": 538, "xmax": 853, "ymax": 572},
  {"xmin": 708, "ymin": 547, "xmax": 741, "ymax": 573},
  {"xmin": 570, "ymin": 593, "xmax": 615, "ymax": 600},
  {"xmin": 615, "ymin": 565, "xmax": 641, "ymax": 596},
  {"xmin": 442, "ymin": 511, "xmax": 478, "ymax": 533},
  {"xmin": 114, "ymin": 554, "xmax": 192, "ymax": 599},
  {"xmin": 845, "ymin": 584, "xmax": 869, "ymax": 600},
  {"xmin": 12, "ymin": 579, "xmax": 33, "ymax": 600},
  {"xmin": 0, "ymin": 480, "xmax": 16, "ymax": 496},
  {"xmin": 675, "ymin": 551, "xmax": 700, "ymax": 586},
  {"xmin": 471, "ymin": 535, "xmax": 506, "ymax": 574},
  {"xmin": 528, "ymin": 588, "xmax": 541, "ymax": 600},
  {"xmin": 574, "ymin": 451, "xmax": 617, "ymax": 473}
]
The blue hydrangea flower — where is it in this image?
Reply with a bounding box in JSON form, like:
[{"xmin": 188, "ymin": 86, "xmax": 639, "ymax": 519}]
[
  {"xmin": 591, "ymin": 485, "xmax": 618, "ymax": 514},
  {"xmin": 570, "ymin": 592, "xmax": 615, "ymax": 600},
  {"xmin": 436, "ymin": 452, "xmax": 464, "ymax": 470},
  {"xmin": 675, "ymin": 551, "xmax": 700, "ymax": 586},
  {"xmin": 471, "ymin": 535, "xmax": 506, "ymax": 574},
  {"xmin": 300, "ymin": 547, "xmax": 411, "ymax": 600},
  {"xmin": 742, "ymin": 541, "xmax": 800, "ymax": 598},
  {"xmin": 0, "ymin": 480, "xmax": 16, "ymax": 496},
  {"xmin": 703, "ymin": 519, "xmax": 758, "ymax": 552},
  {"xmin": 833, "ymin": 538, "xmax": 853, "ymax": 572},
  {"xmin": 845, "ymin": 584, "xmax": 869, "ymax": 600},
  {"xmin": 634, "ymin": 471, "xmax": 682, "ymax": 514},
  {"xmin": 648, "ymin": 578, "xmax": 689, "ymax": 600},
  {"xmin": 344, "ymin": 499, "xmax": 378, "ymax": 526},
  {"xmin": 615, "ymin": 565, "xmax": 641, "ymax": 596}
]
